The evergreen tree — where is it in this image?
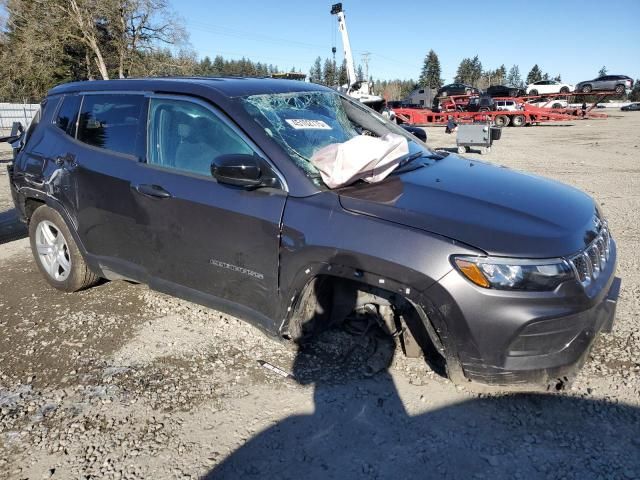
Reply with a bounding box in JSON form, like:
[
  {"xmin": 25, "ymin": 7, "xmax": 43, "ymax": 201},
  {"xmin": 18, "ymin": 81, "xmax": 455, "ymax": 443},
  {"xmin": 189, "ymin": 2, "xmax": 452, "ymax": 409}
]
[
  {"xmin": 598, "ymin": 66, "xmax": 607, "ymax": 77},
  {"xmin": 526, "ymin": 64, "xmax": 543, "ymax": 84},
  {"xmin": 356, "ymin": 64, "xmax": 364, "ymax": 81},
  {"xmin": 199, "ymin": 56, "xmax": 213, "ymax": 75},
  {"xmin": 629, "ymin": 80, "xmax": 640, "ymax": 101},
  {"xmin": 494, "ymin": 64, "xmax": 507, "ymax": 85},
  {"xmin": 506, "ymin": 65, "xmax": 523, "ymax": 88},
  {"xmin": 338, "ymin": 59, "xmax": 348, "ymax": 86},
  {"xmin": 212, "ymin": 55, "xmax": 225, "ymax": 75},
  {"xmin": 454, "ymin": 58, "xmax": 472, "ymax": 84},
  {"xmin": 454, "ymin": 56, "xmax": 482, "ymax": 86},
  {"xmin": 322, "ymin": 58, "xmax": 336, "ymax": 86},
  {"xmin": 554, "ymin": 74, "xmax": 562, "ymax": 82},
  {"xmin": 418, "ymin": 50, "xmax": 443, "ymax": 89},
  {"xmin": 309, "ymin": 56, "xmax": 322, "ymax": 84},
  {"xmin": 469, "ymin": 55, "xmax": 482, "ymax": 86}
]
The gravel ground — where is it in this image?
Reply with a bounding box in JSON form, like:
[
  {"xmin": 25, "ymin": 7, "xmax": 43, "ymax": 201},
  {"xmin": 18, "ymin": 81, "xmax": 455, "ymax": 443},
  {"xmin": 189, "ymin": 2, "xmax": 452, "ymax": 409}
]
[{"xmin": 1, "ymin": 112, "xmax": 639, "ymax": 479}]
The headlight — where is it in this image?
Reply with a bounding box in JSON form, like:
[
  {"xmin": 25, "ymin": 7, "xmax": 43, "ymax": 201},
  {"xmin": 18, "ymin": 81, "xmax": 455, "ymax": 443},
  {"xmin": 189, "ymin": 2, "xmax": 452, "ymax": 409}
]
[{"xmin": 453, "ymin": 256, "xmax": 574, "ymax": 291}]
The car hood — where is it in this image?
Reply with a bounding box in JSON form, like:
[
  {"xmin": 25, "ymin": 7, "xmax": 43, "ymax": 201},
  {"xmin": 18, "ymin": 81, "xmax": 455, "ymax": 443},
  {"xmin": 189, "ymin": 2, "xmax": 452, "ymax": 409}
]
[{"xmin": 338, "ymin": 155, "xmax": 599, "ymax": 258}]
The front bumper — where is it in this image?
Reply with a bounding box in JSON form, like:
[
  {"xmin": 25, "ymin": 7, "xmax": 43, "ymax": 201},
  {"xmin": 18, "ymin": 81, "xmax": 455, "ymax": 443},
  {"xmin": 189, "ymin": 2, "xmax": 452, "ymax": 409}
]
[{"xmin": 425, "ymin": 241, "xmax": 619, "ymax": 387}]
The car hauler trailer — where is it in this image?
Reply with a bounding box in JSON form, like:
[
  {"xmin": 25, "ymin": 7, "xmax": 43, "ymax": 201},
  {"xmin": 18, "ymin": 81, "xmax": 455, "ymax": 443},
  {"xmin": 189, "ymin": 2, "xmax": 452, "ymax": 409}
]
[{"xmin": 394, "ymin": 92, "xmax": 616, "ymax": 127}]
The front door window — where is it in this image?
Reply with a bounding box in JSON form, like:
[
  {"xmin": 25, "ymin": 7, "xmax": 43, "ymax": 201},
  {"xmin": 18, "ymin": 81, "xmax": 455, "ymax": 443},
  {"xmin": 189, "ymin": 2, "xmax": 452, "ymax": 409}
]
[{"xmin": 147, "ymin": 98, "xmax": 253, "ymax": 177}]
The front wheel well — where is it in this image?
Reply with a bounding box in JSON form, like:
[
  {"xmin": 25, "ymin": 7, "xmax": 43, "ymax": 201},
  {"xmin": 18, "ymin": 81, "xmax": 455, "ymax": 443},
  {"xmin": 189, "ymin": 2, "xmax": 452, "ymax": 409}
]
[
  {"xmin": 284, "ymin": 275, "xmax": 447, "ymax": 376},
  {"xmin": 24, "ymin": 198, "xmax": 45, "ymax": 223}
]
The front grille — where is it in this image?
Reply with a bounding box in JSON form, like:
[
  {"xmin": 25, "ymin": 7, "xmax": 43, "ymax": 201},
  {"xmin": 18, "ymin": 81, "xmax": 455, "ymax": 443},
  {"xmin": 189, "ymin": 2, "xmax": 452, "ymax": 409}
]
[{"xmin": 567, "ymin": 223, "xmax": 612, "ymax": 287}]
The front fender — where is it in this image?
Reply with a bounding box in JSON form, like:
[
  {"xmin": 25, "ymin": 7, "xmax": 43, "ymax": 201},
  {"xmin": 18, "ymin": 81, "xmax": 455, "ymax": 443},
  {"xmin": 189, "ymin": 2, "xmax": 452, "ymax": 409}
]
[{"xmin": 277, "ymin": 192, "xmax": 482, "ymax": 374}]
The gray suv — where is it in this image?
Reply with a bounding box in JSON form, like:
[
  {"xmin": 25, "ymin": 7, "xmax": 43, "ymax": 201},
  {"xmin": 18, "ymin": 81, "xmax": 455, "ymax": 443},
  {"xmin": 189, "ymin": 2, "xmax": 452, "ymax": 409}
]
[
  {"xmin": 575, "ymin": 75, "xmax": 634, "ymax": 94},
  {"xmin": 5, "ymin": 77, "xmax": 619, "ymax": 390}
]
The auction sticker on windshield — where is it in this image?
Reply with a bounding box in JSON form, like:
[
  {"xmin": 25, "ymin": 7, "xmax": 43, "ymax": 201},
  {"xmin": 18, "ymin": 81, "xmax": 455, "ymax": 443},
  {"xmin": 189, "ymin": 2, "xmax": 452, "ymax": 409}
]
[{"xmin": 285, "ymin": 119, "xmax": 332, "ymax": 130}]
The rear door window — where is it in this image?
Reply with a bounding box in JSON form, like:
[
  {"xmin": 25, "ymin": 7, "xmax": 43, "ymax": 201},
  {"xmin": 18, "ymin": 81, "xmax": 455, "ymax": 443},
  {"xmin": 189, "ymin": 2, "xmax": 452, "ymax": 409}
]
[
  {"xmin": 55, "ymin": 95, "xmax": 81, "ymax": 137},
  {"xmin": 77, "ymin": 94, "xmax": 145, "ymax": 156}
]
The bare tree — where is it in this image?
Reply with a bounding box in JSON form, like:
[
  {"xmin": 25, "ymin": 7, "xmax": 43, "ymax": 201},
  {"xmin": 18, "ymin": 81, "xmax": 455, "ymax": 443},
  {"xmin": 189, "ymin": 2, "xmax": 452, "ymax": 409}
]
[
  {"xmin": 111, "ymin": 0, "xmax": 186, "ymax": 78},
  {"xmin": 55, "ymin": 0, "xmax": 111, "ymax": 79}
]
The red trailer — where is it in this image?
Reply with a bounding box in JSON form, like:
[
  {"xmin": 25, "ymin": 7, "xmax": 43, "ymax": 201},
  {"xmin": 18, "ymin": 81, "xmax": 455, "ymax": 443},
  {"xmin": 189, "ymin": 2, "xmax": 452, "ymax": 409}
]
[{"xmin": 394, "ymin": 91, "xmax": 615, "ymax": 127}]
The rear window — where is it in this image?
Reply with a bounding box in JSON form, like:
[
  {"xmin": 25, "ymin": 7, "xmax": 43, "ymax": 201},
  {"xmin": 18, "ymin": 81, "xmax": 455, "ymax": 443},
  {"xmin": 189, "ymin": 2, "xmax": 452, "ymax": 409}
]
[
  {"xmin": 55, "ymin": 95, "xmax": 81, "ymax": 137},
  {"xmin": 77, "ymin": 94, "xmax": 145, "ymax": 156}
]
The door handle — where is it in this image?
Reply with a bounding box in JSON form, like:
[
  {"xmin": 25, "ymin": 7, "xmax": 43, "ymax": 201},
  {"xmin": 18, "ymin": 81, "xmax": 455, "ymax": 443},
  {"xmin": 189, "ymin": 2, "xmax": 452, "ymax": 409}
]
[{"xmin": 132, "ymin": 183, "xmax": 172, "ymax": 199}]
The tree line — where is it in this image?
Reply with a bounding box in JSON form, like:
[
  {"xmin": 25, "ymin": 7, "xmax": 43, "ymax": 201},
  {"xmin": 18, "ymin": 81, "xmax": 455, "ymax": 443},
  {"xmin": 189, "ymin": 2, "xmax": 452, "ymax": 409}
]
[
  {"xmin": 416, "ymin": 50, "xmax": 563, "ymax": 90},
  {"xmin": 1, "ymin": 1, "xmax": 636, "ymax": 103},
  {"xmin": 0, "ymin": 0, "xmax": 301, "ymax": 102}
]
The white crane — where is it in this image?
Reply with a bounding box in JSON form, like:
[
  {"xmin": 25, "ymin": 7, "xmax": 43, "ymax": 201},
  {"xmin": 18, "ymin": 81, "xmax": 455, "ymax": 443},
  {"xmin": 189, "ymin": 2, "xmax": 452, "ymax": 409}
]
[{"xmin": 330, "ymin": 3, "xmax": 384, "ymax": 111}]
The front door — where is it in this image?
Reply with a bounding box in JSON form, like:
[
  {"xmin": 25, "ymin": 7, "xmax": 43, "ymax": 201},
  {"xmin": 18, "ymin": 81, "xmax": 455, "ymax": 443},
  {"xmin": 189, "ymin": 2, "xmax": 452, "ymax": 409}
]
[{"xmin": 130, "ymin": 96, "xmax": 287, "ymax": 322}]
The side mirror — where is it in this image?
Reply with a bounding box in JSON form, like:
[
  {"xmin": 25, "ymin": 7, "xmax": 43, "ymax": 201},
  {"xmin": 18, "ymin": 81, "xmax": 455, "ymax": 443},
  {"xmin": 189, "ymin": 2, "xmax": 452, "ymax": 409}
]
[
  {"xmin": 211, "ymin": 153, "xmax": 267, "ymax": 188},
  {"xmin": 400, "ymin": 125, "xmax": 427, "ymax": 142},
  {"xmin": 0, "ymin": 122, "xmax": 25, "ymax": 144},
  {"xmin": 11, "ymin": 121, "xmax": 24, "ymax": 137}
]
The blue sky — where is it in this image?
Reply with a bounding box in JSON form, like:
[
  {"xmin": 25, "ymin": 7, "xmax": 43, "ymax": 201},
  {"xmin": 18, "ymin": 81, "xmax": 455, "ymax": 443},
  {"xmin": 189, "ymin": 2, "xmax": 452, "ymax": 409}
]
[{"xmin": 174, "ymin": 0, "xmax": 640, "ymax": 84}]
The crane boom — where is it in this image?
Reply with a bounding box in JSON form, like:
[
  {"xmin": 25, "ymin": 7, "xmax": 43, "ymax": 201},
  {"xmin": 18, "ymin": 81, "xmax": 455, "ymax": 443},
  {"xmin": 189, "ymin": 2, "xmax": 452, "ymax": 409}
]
[
  {"xmin": 330, "ymin": 3, "xmax": 357, "ymax": 89},
  {"xmin": 329, "ymin": 3, "xmax": 384, "ymax": 111}
]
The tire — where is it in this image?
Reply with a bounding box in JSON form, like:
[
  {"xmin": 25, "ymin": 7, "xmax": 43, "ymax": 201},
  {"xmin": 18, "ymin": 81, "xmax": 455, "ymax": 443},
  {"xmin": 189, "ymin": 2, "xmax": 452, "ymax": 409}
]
[
  {"xmin": 615, "ymin": 84, "xmax": 625, "ymax": 94},
  {"xmin": 511, "ymin": 115, "xmax": 525, "ymax": 127},
  {"xmin": 581, "ymin": 85, "xmax": 592, "ymax": 93},
  {"xmin": 457, "ymin": 146, "xmax": 467, "ymax": 154},
  {"xmin": 552, "ymin": 103, "xmax": 563, "ymax": 109},
  {"xmin": 494, "ymin": 115, "xmax": 510, "ymax": 127},
  {"xmin": 29, "ymin": 205, "xmax": 100, "ymax": 292},
  {"xmin": 560, "ymin": 87, "xmax": 570, "ymax": 94},
  {"xmin": 529, "ymin": 89, "xmax": 538, "ymax": 96}
]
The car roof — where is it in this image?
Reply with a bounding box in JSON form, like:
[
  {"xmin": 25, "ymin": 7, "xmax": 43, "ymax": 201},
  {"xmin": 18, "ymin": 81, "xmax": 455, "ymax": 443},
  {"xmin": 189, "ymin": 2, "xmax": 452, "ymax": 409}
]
[{"xmin": 47, "ymin": 76, "xmax": 330, "ymax": 99}]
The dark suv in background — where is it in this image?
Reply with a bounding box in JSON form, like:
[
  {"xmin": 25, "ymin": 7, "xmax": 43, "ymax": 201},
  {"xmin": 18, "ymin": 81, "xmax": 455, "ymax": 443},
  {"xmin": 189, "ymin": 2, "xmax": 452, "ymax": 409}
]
[
  {"xmin": 575, "ymin": 75, "xmax": 634, "ymax": 94},
  {"xmin": 6, "ymin": 77, "xmax": 619, "ymax": 389}
]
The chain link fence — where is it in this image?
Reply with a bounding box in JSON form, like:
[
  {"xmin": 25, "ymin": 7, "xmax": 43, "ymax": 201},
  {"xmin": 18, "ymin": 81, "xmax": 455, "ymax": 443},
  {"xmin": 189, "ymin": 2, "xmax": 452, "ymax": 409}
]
[{"xmin": 0, "ymin": 102, "xmax": 40, "ymax": 136}]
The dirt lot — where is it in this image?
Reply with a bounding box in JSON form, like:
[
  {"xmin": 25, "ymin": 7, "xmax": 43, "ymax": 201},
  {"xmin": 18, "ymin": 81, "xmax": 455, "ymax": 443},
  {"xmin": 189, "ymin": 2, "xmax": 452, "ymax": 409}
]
[{"xmin": 1, "ymin": 112, "xmax": 639, "ymax": 479}]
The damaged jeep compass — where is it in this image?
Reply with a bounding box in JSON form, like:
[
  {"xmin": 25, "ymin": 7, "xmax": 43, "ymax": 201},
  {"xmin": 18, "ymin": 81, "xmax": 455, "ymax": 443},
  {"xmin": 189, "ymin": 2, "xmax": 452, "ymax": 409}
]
[{"xmin": 6, "ymin": 78, "xmax": 619, "ymax": 389}]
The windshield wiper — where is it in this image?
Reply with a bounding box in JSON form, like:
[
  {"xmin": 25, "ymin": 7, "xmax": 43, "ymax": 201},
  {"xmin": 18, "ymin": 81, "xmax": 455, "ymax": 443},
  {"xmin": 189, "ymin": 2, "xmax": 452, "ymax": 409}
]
[{"xmin": 397, "ymin": 151, "xmax": 425, "ymax": 168}]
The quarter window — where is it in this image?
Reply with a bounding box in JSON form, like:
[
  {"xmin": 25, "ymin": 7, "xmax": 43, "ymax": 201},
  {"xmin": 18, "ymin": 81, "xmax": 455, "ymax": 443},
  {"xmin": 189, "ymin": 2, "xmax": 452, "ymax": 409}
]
[
  {"xmin": 55, "ymin": 95, "xmax": 81, "ymax": 137},
  {"xmin": 77, "ymin": 94, "xmax": 145, "ymax": 156},
  {"xmin": 147, "ymin": 98, "xmax": 253, "ymax": 177}
]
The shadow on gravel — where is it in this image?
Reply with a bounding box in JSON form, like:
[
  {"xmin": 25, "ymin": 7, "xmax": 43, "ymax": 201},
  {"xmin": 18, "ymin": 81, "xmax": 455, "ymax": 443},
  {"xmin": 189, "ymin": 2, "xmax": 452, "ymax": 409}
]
[
  {"xmin": 206, "ymin": 272, "xmax": 640, "ymax": 479},
  {"xmin": 0, "ymin": 208, "xmax": 27, "ymax": 244},
  {"xmin": 206, "ymin": 366, "xmax": 640, "ymax": 479}
]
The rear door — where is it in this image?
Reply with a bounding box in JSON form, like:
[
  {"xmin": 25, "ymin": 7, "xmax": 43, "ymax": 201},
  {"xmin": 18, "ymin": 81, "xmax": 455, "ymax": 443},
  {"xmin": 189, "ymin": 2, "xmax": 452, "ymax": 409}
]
[
  {"xmin": 71, "ymin": 92, "xmax": 152, "ymax": 275},
  {"xmin": 131, "ymin": 95, "xmax": 287, "ymax": 321}
]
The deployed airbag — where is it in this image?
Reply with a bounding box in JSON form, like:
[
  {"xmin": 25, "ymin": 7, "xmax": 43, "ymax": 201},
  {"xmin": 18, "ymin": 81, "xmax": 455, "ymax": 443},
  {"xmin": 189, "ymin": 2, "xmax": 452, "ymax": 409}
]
[{"xmin": 310, "ymin": 133, "xmax": 409, "ymax": 188}]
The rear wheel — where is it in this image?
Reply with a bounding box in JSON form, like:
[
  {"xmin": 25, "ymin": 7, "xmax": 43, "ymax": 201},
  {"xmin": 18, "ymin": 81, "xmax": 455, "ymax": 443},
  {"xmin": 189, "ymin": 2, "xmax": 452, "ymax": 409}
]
[
  {"xmin": 615, "ymin": 84, "xmax": 625, "ymax": 94},
  {"xmin": 511, "ymin": 115, "xmax": 525, "ymax": 127},
  {"xmin": 560, "ymin": 86, "xmax": 570, "ymax": 94},
  {"xmin": 29, "ymin": 205, "xmax": 100, "ymax": 292},
  {"xmin": 494, "ymin": 115, "xmax": 510, "ymax": 127},
  {"xmin": 581, "ymin": 85, "xmax": 592, "ymax": 93}
]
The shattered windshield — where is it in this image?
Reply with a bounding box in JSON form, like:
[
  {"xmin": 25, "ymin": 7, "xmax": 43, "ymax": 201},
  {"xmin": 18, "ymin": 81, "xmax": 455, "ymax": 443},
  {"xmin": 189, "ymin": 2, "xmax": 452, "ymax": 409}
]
[{"xmin": 241, "ymin": 90, "xmax": 429, "ymax": 186}]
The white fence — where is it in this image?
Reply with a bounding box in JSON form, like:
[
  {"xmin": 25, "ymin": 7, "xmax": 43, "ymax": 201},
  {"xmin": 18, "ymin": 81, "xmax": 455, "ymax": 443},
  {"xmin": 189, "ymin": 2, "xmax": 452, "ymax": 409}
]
[{"xmin": 0, "ymin": 102, "xmax": 40, "ymax": 135}]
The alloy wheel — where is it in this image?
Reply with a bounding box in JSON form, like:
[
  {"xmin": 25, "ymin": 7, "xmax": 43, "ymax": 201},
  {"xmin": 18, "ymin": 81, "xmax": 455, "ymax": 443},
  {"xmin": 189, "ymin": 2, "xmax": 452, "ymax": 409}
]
[{"xmin": 35, "ymin": 220, "xmax": 71, "ymax": 281}]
